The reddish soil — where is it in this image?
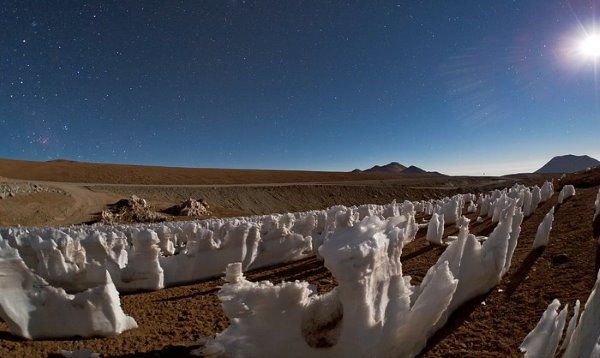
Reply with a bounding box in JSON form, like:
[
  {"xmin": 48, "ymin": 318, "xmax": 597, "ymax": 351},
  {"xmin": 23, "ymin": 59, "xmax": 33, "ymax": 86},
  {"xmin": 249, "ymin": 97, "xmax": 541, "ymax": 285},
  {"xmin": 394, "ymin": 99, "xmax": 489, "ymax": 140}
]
[
  {"xmin": 559, "ymin": 166, "xmax": 600, "ymax": 189},
  {"xmin": 1, "ymin": 157, "xmax": 543, "ymax": 227},
  {"xmin": 0, "ymin": 158, "xmax": 447, "ymax": 185}
]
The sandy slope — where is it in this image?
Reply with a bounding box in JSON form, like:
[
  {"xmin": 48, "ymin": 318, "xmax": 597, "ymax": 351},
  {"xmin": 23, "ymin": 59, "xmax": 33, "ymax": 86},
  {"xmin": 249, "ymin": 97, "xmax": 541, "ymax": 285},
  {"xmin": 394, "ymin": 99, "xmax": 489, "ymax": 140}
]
[
  {"xmin": 0, "ymin": 178, "xmax": 496, "ymax": 227},
  {"xmin": 0, "ymin": 158, "xmax": 538, "ymax": 227},
  {"xmin": 0, "ymin": 180, "xmax": 119, "ymax": 226},
  {"xmin": 0, "ymin": 158, "xmax": 447, "ymax": 185}
]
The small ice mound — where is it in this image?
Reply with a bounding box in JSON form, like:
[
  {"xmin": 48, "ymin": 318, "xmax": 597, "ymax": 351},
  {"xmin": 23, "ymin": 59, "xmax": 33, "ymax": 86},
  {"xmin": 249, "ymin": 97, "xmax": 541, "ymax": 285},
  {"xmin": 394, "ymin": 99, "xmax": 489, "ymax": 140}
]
[
  {"xmin": 540, "ymin": 180, "xmax": 554, "ymax": 203},
  {"xmin": 503, "ymin": 206, "xmax": 524, "ymax": 276},
  {"xmin": 519, "ymin": 299, "xmax": 567, "ymax": 357},
  {"xmin": 530, "ymin": 186, "xmax": 541, "ymax": 217},
  {"xmin": 426, "ymin": 212, "xmax": 444, "ymax": 245},
  {"xmin": 442, "ymin": 196, "xmax": 462, "ymax": 225},
  {"xmin": 595, "ymin": 189, "xmax": 600, "ymax": 240},
  {"xmin": 532, "ymin": 207, "xmax": 555, "ymax": 249},
  {"xmin": 561, "ymin": 300, "xmax": 580, "ymax": 352},
  {"xmin": 119, "ymin": 228, "xmax": 164, "ymax": 291},
  {"xmin": 224, "ymin": 262, "xmax": 243, "ymax": 283},
  {"xmin": 557, "ymin": 185, "xmax": 576, "ymax": 204},
  {"xmin": 523, "ymin": 268, "xmax": 600, "ymax": 358},
  {"xmin": 426, "ymin": 199, "xmax": 522, "ymax": 335},
  {"xmin": 563, "ymin": 268, "xmax": 600, "ymax": 357},
  {"xmin": 457, "ymin": 215, "xmax": 470, "ymax": 230},
  {"xmin": 467, "ymin": 201, "xmax": 477, "ymax": 213},
  {"xmin": 522, "ymin": 188, "xmax": 533, "ymax": 217},
  {"xmin": 594, "ymin": 188, "xmax": 600, "ymax": 222},
  {"xmin": 0, "ymin": 238, "xmax": 137, "ymax": 340}
]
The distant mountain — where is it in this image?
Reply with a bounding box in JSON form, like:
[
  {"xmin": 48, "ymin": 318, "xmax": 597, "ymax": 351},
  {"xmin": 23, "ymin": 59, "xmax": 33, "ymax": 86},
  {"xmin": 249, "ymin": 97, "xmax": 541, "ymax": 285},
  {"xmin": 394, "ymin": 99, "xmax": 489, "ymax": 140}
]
[
  {"xmin": 46, "ymin": 159, "xmax": 80, "ymax": 164},
  {"xmin": 535, "ymin": 154, "xmax": 600, "ymax": 174},
  {"xmin": 364, "ymin": 162, "xmax": 407, "ymax": 173},
  {"xmin": 401, "ymin": 165, "xmax": 427, "ymax": 175},
  {"xmin": 351, "ymin": 162, "xmax": 444, "ymax": 175}
]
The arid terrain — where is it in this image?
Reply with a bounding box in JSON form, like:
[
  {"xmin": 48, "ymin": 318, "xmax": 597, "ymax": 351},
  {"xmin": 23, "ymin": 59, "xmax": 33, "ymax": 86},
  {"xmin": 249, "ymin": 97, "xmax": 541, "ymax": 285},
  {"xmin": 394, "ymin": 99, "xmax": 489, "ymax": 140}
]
[
  {"xmin": 1, "ymin": 159, "xmax": 596, "ymax": 357},
  {"xmin": 0, "ymin": 158, "xmax": 540, "ymax": 227}
]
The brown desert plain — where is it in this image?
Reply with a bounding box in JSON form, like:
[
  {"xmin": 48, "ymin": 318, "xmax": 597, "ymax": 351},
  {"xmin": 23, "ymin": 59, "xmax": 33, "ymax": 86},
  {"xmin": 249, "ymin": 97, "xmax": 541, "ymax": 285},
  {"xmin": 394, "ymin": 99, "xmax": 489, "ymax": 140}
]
[{"xmin": 0, "ymin": 157, "xmax": 599, "ymax": 357}]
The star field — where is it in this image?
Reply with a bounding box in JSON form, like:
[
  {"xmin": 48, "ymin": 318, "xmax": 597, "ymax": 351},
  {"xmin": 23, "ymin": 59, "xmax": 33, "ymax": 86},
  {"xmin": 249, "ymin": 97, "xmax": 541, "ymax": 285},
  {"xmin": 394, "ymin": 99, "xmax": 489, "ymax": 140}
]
[{"xmin": 1, "ymin": 1, "xmax": 599, "ymax": 175}]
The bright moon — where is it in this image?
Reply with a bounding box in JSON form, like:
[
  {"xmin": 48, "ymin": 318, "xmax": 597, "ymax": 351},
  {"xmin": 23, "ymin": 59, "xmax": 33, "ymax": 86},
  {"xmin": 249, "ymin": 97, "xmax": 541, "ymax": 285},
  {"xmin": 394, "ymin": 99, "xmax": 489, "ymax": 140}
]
[{"xmin": 579, "ymin": 33, "xmax": 600, "ymax": 59}]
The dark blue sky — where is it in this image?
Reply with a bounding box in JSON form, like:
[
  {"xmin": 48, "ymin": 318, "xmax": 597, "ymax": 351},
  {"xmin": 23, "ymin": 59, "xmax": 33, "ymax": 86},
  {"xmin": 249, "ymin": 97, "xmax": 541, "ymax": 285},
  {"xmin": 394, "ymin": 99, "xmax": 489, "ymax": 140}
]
[{"xmin": 1, "ymin": 1, "xmax": 599, "ymax": 175}]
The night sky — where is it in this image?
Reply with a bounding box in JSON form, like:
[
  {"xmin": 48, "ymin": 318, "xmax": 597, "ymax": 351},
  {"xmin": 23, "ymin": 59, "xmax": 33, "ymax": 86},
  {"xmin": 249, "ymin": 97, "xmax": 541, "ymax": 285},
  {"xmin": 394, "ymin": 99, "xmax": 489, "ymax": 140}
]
[{"xmin": 1, "ymin": 1, "xmax": 599, "ymax": 175}]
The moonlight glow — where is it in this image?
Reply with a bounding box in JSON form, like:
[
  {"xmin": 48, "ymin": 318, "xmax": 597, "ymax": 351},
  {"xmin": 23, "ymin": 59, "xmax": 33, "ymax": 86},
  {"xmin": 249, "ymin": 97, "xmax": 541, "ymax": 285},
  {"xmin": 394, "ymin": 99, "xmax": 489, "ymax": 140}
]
[{"xmin": 579, "ymin": 32, "xmax": 600, "ymax": 59}]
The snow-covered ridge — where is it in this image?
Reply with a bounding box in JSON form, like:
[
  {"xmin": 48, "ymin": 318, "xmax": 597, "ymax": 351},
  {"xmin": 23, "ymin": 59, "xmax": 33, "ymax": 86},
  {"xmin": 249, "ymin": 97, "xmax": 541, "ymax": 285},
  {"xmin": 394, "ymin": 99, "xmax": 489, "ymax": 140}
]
[
  {"xmin": 199, "ymin": 183, "xmax": 555, "ymax": 357},
  {"xmin": 0, "ymin": 200, "xmax": 419, "ymax": 292},
  {"xmin": 202, "ymin": 192, "xmax": 524, "ymax": 357},
  {"xmin": 0, "ymin": 181, "xmax": 552, "ymax": 344},
  {"xmin": 0, "ymin": 181, "xmax": 553, "ymax": 295}
]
